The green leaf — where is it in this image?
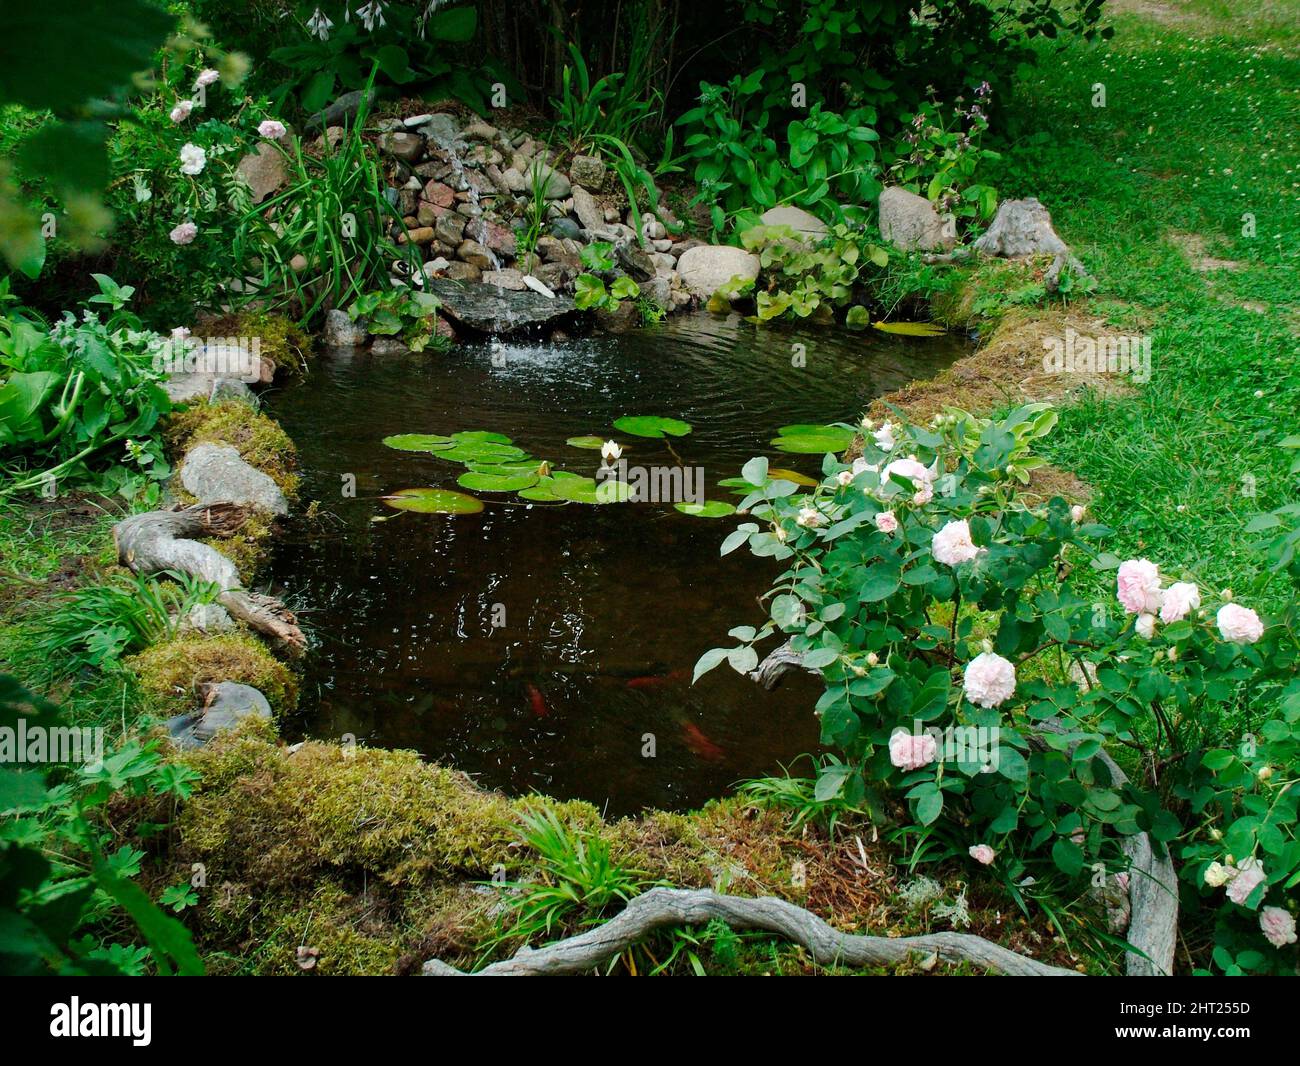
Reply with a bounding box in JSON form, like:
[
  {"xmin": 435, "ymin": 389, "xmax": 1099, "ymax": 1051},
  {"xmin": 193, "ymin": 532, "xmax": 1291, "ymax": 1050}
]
[
  {"xmin": 382, "ymin": 433, "xmax": 455, "ymax": 451},
  {"xmin": 426, "ymin": 4, "xmax": 477, "ymax": 42},
  {"xmin": 858, "ymin": 560, "xmax": 902, "ymax": 602},
  {"xmin": 0, "ymin": 0, "xmax": 176, "ymax": 112},
  {"xmin": 613, "ymin": 415, "xmax": 692, "ymax": 438},
  {"xmin": 457, "ymin": 471, "xmax": 538, "ymax": 492},
  {"xmin": 381, "ymin": 487, "xmax": 484, "ymax": 514},
  {"xmin": 566, "ymin": 436, "xmax": 607, "ymax": 450},
  {"xmin": 692, "ymin": 647, "xmax": 731, "ymax": 683},
  {"xmin": 675, "ymin": 500, "xmax": 736, "ymax": 518}
]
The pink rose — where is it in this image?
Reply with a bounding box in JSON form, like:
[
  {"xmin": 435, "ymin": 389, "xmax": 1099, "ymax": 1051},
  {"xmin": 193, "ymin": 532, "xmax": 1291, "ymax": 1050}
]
[
  {"xmin": 169, "ymin": 99, "xmax": 194, "ymax": 123},
  {"xmin": 1135, "ymin": 612, "xmax": 1156, "ymax": 639},
  {"xmin": 1260, "ymin": 906, "xmax": 1297, "ymax": 948},
  {"xmin": 1217, "ymin": 603, "xmax": 1264, "ymax": 644},
  {"xmin": 932, "ymin": 519, "xmax": 982, "ymax": 566},
  {"xmin": 1070, "ymin": 504, "xmax": 1086, "ymax": 523},
  {"xmin": 963, "ymin": 651, "xmax": 1016, "ymax": 708},
  {"xmin": 1226, "ymin": 858, "xmax": 1266, "ymax": 906},
  {"xmin": 169, "ymin": 221, "xmax": 198, "ymax": 245},
  {"xmin": 258, "ymin": 119, "xmax": 287, "ymax": 140},
  {"xmin": 969, "ymin": 844, "xmax": 995, "ymax": 865},
  {"xmin": 1117, "ymin": 558, "xmax": 1162, "ymax": 614},
  {"xmin": 874, "ymin": 510, "xmax": 898, "ymax": 534},
  {"xmin": 888, "ymin": 729, "xmax": 937, "ymax": 772},
  {"xmin": 1159, "ymin": 581, "xmax": 1200, "ymax": 623},
  {"xmin": 194, "ymin": 69, "xmax": 220, "ymax": 90}
]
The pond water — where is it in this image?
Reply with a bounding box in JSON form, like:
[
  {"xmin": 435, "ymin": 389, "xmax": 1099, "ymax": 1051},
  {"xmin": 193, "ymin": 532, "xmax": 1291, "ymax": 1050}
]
[{"xmin": 267, "ymin": 313, "xmax": 965, "ymax": 814}]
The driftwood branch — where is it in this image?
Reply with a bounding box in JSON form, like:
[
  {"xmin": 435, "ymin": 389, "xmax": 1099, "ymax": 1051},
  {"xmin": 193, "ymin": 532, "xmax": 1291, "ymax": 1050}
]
[
  {"xmin": 423, "ymin": 887, "xmax": 1080, "ymax": 977},
  {"xmin": 746, "ymin": 645, "xmax": 1179, "ymax": 975},
  {"xmin": 113, "ymin": 503, "xmax": 306, "ymax": 656}
]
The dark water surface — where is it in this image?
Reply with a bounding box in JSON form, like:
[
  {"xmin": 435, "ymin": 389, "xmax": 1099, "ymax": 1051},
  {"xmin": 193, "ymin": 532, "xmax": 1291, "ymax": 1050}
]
[{"xmin": 267, "ymin": 313, "xmax": 964, "ymax": 814}]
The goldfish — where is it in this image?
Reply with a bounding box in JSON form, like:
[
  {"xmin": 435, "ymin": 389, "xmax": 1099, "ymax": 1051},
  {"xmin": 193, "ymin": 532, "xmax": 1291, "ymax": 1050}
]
[
  {"xmin": 681, "ymin": 721, "xmax": 725, "ymax": 762},
  {"xmin": 525, "ymin": 683, "xmax": 549, "ymax": 719}
]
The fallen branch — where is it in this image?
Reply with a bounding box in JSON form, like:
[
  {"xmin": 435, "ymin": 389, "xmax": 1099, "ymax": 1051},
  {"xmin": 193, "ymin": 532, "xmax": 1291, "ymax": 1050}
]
[
  {"xmin": 422, "ymin": 886, "xmax": 1080, "ymax": 976},
  {"xmin": 113, "ymin": 502, "xmax": 306, "ymax": 656}
]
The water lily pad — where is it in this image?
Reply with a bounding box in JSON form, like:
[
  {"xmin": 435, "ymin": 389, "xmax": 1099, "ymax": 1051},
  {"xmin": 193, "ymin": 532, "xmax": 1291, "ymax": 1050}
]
[
  {"xmin": 457, "ymin": 471, "xmax": 539, "ymax": 492},
  {"xmin": 381, "ymin": 488, "xmax": 483, "ymax": 514},
  {"xmin": 771, "ymin": 424, "xmax": 854, "ymax": 454},
  {"xmin": 436, "ymin": 442, "xmax": 528, "ymax": 463},
  {"xmin": 566, "ymin": 436, "xmax": 607, "ymax": 450},
  {"xmin": 451, "ymin": 430, "xmax": 514, "ymax": 444},
  {"xmin": 675, "ymin": 500, "xmax": 736, "ymax": 518},
  {"xmin": 382, "ymin": 433, "xmax": 456, "ymax": 451},
  {"xmin": 613, "ymin": 415, "xmax": 692, "ymax": 439},
  {"xmin": 467, "ymin": 459, "xmax": 548, "ymax": 475}
]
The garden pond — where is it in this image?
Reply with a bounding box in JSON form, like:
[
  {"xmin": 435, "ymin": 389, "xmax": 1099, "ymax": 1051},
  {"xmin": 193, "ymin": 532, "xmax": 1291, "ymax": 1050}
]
[{"xmin": 267, "ymin": 313, "xmax": 966, "ymax": 813}]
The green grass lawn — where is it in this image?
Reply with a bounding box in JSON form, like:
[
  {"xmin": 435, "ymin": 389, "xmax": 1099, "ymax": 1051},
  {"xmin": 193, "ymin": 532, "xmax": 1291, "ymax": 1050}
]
[{"xmin": 987, "ymin": 0, "xmax": 1299, "ymax": 608}]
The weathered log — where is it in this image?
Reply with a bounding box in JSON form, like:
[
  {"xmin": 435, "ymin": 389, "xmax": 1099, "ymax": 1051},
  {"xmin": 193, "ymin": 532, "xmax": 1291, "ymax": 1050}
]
[
  {"xmin": 113, "ymin": 503, "xmax": 306, "ymax": 656},
  {"xmin": 423, "ymin": 886, "xmax": 1081, "ymax": 976},
  {"xmin": 971, "ymin": 197, "xmax": 1090, "ymax": 292},
  {"xmin": 746, "ymin": 646, "xmax": 1179, "ymax": 975}
]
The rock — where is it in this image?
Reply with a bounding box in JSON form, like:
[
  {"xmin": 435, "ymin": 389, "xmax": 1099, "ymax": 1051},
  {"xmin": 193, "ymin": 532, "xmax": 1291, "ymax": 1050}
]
[
  {"xmin": 878, "ymin": 186, "xmax": 955, "ymax": 252},
  {"xmin": 421, "ymin": 257, "xmax": 451, "ymax": 279},
  {"xmin": 483, "ymin": 222, "xmax": 517, "ymax": 258},
  {"xmin": 416, "ymin": 114, "xmax": 464, "ymax": 150},
  {"xmin": 400, "ymin": 226, "xmax": 437, "ymax": 246},
  {"xmin": 463, "ymin": 119, "xmax": 499, "ymax": 142},
  {"xmin": 571, "ymin": 186, "xmax": 604, "ymax": 232},
  {"xmin": 671, "ymin": 238, "xmax": 704, "ymax": 259},
  {"xmin": 423, "ymin": 180, "xmax": 456, "ymax": 208},
  {"xmin": 323, "ymin": 308, "xmax": 368, "ymax": 347},
  {"xmin": 426, "ymin": 278, "xmax": 577, "ymax": 334},
  {"xmin": 370, "ymin": 337, "xmax": 407, "ymax": 355},
  {"xmin": 180, "ymin": 443, "xmax": 288, "ymax": 516},
  {"xmin": 595, "ymin": 301, "xmax": 639, "ymax": 332},
  {"xmin": 164, "ymin": 374, "xmax": 253, "ymax": 405},
  {"xmin": 445, "ymin": 261, "xmax": 482, "ymax": 282},
  {"xmin": 305, "ymin": 88, "xmax": 375, "ymax": 132},
  {"xmin": 416, "ymin": 200, "xmax": 448, "ymax": 226},
  {"xmin": 525, "ymin": 160, "xmax": 571, "ymax": 199},
  {"xmin": 378, "ymin": 131, "xmax": 425, "ymax": 163},
  {"xmin": 182, "ymin": 603, "xmax": 235, "ymax": 635},
  {"xmin": 456, "ymin": 239, "xmax": 495, "ymax": 270},
  {"xmin": 485, "ymin": 164, "xmax": 513, "ymax": 195},
  {"xmin": 403, "ymin": 113, "xmax": 434, "ymax": 128},
  {"xmin": 615, "ymin": 240, "xmax": 658, "ymax": 282},
  {"xmin": 569, "ymin": 154, "xmax": 607, "ymax": 191},
  {"xmin": 534, "ymin": 261, "xmax": 576, "ymax": 292},
  {"xmin": 235, "ymin": 140, "xmax": 290, "ymax": 204},
  {"xmin": 760, "ymin": 205, "xmax": 828, "ymax": 243},
  {"xmin": 502, "ymin": 167, "xmax": 527, "ymax": 193},
  {"xmin": 482, "ymin": 268, "xmax": 527, "ymax": 291},
  {"xmin": 643, "ymin": 276, "xmax": 672, "ymax": 311},
  {"xmin": 676, "ymin": 245, "xmax": 761, "ymax": 298},
  {"xmin": 535, "ymin": 235, "xmax": 567, "ymax": 263},
  {"xmin": 430, "ymin": 214, "xmax": 465, "ymax": 246},
  {"xmin": 166, "ymin": 682, "xmax": 273, "ymax": 750},
  {"xmin": 313, "ymin": 126, "xmax": 344, "ymax": 154}
]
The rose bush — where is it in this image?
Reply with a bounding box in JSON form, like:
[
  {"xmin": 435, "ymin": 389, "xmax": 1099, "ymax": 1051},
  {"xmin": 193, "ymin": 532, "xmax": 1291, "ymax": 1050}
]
[{"xmin": 697, "ymin": 405, "xmax": 1299, "ymax": 974}]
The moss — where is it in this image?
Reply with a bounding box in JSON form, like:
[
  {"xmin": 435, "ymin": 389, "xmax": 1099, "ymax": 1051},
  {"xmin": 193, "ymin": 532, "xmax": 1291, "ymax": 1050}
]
[
  {"xmin": 126, "ymin": 633, "xmax": 298, "ymax": 713},
  {"xmin": 238, "ymin": 311, "xmax": 312, "ymax": 377},
  {"xmin": 164, "ymin": 400, "xmax": 299, "ymax": 501}
]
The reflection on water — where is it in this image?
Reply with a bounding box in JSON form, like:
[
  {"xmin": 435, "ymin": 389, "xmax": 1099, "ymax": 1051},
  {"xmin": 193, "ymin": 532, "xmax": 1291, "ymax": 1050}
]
[{"xmin": 267, "ymin": 313, "xmax": 965, "ymax": 814}]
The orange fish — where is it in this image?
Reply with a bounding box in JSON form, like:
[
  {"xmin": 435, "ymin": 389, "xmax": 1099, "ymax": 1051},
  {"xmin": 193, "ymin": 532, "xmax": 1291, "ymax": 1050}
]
[
  {"xmin": 681, "ymin": 721, "xmax": 725, "ymax": 762},
  {"xmin": 525, "ymin": 683, "xmax": 549, "ymax": 719},
  {"xmin": 625, "ymin": 668, "xmax": 690, "ymax": 691}
]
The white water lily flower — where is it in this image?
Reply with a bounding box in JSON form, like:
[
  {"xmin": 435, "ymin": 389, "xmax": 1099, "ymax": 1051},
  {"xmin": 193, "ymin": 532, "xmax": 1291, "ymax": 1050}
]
[
  {"xmin": 600, "ymin": 440, "xmax": 622, "ymax": 462},
  {"xmin": 179, "ymin": 143, "xmax": 206, "ymax": 175}
]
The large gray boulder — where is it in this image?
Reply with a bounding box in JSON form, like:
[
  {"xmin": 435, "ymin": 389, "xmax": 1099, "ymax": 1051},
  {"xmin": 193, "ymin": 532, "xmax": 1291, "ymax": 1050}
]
[
  {"xmin": 760, "ymin": 206, "xmax": 827, "ymax": 242},
  {"xmin": 166, "ymin": 682, "xmax": 272, "ymax": 750},
  {"xmin": 304, "ymin": 88, "xmax": 375, "ymax": 132},
  {"xmin": 181, "ymin": 443, "xmax": 288, "ymax": 516},
  {"xmin": 878, "ymin": 186, "xmax": 956, "ymax": 252},
  {"xmin": 425, "ymin": 278, "xmax": 577, "ymax": 334},
  {"xmin": 525, "ymin": 160, "xmax": 571, "ymax": 199},
  {"xmin": 571, "ymin": 186, "xmax": 604, "ymax": 232},
  {"xmin": 675, "ymin": 245, "xmax": 761, "ymax": 299}
]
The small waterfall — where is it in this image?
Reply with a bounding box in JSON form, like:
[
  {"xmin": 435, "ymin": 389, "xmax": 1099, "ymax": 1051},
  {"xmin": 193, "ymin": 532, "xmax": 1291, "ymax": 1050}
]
[{"xmin": 425, "ymin": 127, "xmax": 502, "ymax": 272}]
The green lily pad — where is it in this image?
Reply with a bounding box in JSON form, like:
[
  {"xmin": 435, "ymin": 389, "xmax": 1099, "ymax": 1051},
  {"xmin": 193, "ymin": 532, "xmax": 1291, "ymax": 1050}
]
[
  {"xmin": 466, "ymin": 459, "xmax": 549, "ymax": 475},
  {"xmin": 457, "ymin": 471, "xmax": 539, "ymax": 492},
  {"xmin": 381, "ymin": 488, "xmax": 484, "ymax": 514},
  {"xmin": 436, "ymin": 442, "xmax": 528, "ymax": 463},
  {"xmin": 566, "ymin": 436, "xmax": 608, "ymax": 450},
  {"xmin": 675, "ymin": 500, "xmax": 737, "ymax": 518},
  {"xmin": 613, "ymin": 415, "xmax": 692, "ymax": 439},
  {"xmin": 451, "ymin": 430, "xmax": 514, "ymax": 444},
  {"xmin": 771, "ymin": 424, "xmax": 854, "ymax": 454},
  {"xmin": 382, "ymin": 433, "xmax": 456, "ymax": 451}
]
